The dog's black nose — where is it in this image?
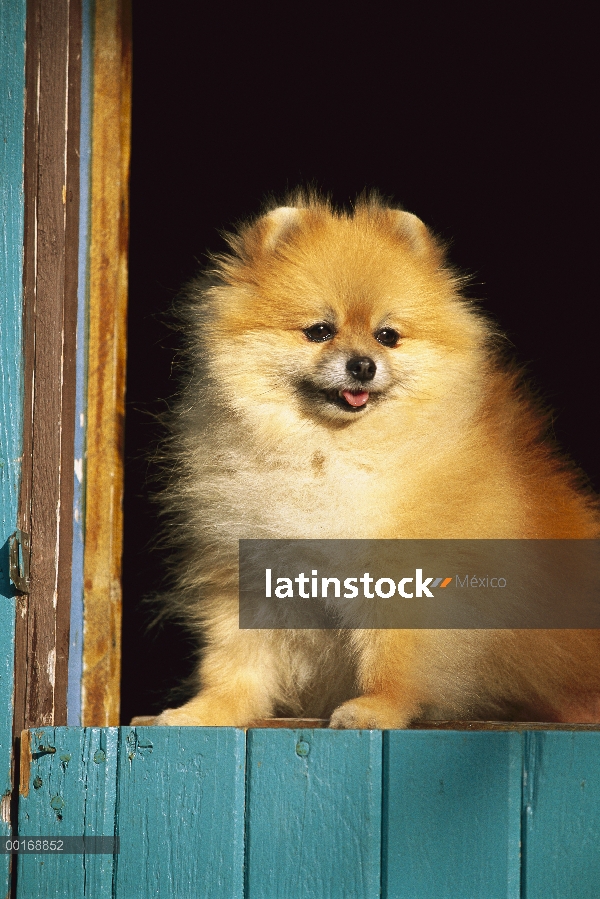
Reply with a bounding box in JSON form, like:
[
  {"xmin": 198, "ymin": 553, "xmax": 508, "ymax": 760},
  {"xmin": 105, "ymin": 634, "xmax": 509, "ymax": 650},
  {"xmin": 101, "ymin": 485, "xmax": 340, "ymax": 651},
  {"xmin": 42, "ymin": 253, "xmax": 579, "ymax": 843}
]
[{"xmin": 346, "ymin": 356, "xmax": 377, "ymax": 381}]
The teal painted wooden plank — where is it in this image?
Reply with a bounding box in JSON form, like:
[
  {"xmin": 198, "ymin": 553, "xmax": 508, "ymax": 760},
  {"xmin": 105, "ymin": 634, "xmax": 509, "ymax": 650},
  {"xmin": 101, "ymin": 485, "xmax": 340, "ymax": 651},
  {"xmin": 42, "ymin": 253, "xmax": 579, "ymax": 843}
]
[
  {"xmin": 0, "ymin": 0, "xmax": 26, "ymax": 553},
  {"xmin": 0, "ymin": 600, "xmax": 15, "ymax": 896},
  {"xmin": 383, "ymin": 731, "xmax": 521, "ymax": 899},
  {"xmin": 113, "ymin": 727, "xmax": 246, "ymax": 899},
  {"xmin": 17, "ymin": 727, "xmax": 118, "ymax": 898},
  {"xmin": 522, "ymin": 731, "xmax": 600, "ymax": 899},
  {"xmin": 0, "ymin": 0, "xmax": 27, "ymax": 893},
  {"xmin": 245, "ymin": 728, "xmax": 382, "ymax": 899}
]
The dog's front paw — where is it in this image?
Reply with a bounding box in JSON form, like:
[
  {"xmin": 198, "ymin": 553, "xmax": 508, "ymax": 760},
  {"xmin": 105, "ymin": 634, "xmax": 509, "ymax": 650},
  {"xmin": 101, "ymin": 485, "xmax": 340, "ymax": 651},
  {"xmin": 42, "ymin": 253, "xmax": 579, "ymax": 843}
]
[
  {"xmin": 329, "ymin": 695, "xmax": 413, "ymax": 729},
  {"xmin": 153, "ymin": 707, "xmax": 201, "ymax": 726},
  {"xmin": 153, "ymin": 690, "xmax": 263, "ymax": 726}
]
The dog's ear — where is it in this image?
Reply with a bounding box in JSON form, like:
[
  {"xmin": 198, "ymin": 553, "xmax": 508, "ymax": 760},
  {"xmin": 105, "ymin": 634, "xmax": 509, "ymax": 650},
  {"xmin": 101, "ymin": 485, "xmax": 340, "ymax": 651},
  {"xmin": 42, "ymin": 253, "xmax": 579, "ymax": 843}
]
[
  {"xmin": 261, "ymin": 206, "xmax": 302, "ymax": 250},
  {"xmin": 236, "ymin": 206, "xmax": 302, "ymax": 260},
  {"xmin": 390, "ymin": 209, "xmax": 444, "ymax": 262}
]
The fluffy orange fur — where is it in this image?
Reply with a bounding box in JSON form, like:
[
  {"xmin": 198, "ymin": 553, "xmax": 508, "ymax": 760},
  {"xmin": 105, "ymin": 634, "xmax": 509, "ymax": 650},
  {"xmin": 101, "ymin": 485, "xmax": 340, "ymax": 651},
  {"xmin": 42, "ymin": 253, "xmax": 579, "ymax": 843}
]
[{"xmin": 155, "ymin": 194, "xmax": 600, "ymax": 728}]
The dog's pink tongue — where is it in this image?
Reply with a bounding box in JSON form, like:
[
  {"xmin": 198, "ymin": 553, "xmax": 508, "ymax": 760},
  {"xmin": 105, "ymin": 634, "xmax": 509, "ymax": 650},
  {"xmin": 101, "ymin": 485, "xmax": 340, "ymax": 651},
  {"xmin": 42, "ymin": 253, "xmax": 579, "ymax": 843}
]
[{"xmin": 342, "ymin": 390, "xmax": 369, "ymax": 407}]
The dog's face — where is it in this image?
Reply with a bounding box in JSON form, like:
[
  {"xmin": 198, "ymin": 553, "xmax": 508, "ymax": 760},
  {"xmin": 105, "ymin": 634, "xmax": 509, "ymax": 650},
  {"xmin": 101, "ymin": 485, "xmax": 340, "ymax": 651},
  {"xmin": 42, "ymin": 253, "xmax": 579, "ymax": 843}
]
[
  {"xmin": 296, "ymin": 314, "xmax": 400, "ymax": 417},
  {"xmin": 203, "ymin": 200, "xmax": 489, "ymax": 426}
]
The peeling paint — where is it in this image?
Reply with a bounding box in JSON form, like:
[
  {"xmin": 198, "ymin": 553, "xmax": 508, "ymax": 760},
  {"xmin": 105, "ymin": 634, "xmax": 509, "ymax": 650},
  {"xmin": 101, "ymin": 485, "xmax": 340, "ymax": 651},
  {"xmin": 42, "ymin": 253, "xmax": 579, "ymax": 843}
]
[
  {"xmin": 47, "ymin": 647, "xmax": 56, "ymax": 687},
  {"xmin": 1, "ymin": 793, "xmax": 11, "ymax": 824},
  {"xmin": 53, "ymin": 495, "xmax": 61, "ymax": 608},
  {"xmin": 19, "ymin": 731, "xmax": 31, "ymax": 796}
]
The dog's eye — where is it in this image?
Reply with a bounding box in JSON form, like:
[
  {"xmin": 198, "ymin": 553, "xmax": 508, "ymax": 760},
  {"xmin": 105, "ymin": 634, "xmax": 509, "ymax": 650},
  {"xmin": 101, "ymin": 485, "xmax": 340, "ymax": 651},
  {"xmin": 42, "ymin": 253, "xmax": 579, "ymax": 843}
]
[
  {"xmin": 303, "ymin": 322, "xmax": 335, "ymax": 342},
  {"xmin": 374, "ymin": 328, "xmax": 401, "ymax": 347}
]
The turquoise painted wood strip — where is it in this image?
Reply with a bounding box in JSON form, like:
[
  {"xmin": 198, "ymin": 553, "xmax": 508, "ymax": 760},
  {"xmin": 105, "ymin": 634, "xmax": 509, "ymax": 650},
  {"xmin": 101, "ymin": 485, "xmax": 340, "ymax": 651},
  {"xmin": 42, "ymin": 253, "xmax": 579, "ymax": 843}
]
[
  {"xmin": 0, "ymin": 0, "xmax": 27, "ymax": 892},
  {"xmin": 0, "ymin": 600, "xmax": 15, "ymax": 895},
  {"xmin": 0, "ymin": 0, "xmax": 26, "ymax": 559},
  {"xmin": 113, "ymin": 727, "xmax": 246, "ymax": 899},
  {"xmin": 383, "ymin": 731, "xmax": 521, "ymax": 899},
  {"xmin": 245, "ymin": 728, "xmax": 382, "ymax": 899},
  {"xmin": 17, "ymin": 727, "xmax": 118, "ymax": 898},
  {"xmin": 522, "ymin": 731, "xmax": 600, "ymax": 899}
]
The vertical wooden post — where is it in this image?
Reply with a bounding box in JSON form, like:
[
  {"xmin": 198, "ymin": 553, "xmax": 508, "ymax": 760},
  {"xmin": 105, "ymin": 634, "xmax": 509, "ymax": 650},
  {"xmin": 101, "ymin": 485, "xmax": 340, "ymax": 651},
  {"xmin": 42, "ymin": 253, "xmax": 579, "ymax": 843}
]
[
  {"xmin": 82, "ymin": 0, "xmax": 131, "ymax": 726},
  {"xmin": 14, "ymin": 0, "xmax": 82, "ymax": 733}
]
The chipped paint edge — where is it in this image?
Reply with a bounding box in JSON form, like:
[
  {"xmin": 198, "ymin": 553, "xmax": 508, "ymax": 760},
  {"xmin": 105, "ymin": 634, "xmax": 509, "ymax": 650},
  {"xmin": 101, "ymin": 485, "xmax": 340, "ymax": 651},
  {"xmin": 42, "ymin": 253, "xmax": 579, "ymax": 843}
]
[{"xmin": 18, "ymin": 730, "xmax": 30, "ymax": 798}]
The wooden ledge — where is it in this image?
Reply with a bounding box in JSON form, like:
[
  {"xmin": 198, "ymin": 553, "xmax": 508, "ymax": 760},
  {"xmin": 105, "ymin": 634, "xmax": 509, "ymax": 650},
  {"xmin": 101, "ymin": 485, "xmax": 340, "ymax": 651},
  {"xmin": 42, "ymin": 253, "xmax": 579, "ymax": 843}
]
[{"xmin": 129, "ymin": 716, "xmax": 600, "ymax": 731}]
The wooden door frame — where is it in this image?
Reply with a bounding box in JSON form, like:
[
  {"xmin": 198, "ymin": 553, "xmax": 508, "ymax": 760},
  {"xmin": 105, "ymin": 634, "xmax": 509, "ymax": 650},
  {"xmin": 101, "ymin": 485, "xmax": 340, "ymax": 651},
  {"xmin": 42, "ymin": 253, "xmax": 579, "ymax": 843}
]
[
  {"xmin": 13, "ymin": 0, "xmax": 131, "ymax": 734},
  {"xmin": 81, "ymin": 0, "xmax": 131, "ymax": 727},
  {"xmin": 15, "ymin": 0, "xmax": 82, "ymax": 733}
]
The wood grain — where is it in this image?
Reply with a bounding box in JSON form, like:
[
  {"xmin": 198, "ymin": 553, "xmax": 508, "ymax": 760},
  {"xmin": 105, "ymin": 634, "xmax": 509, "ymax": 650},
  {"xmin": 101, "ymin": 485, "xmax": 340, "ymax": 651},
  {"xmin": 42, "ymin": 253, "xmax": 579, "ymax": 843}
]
[
  {"xmin": 14, "ymin": 726, "xmax": 600, "ymax": 898},
  {"xmin": 17, "ymin": 726, "xmax": 119, "ymax": 897},
  {"xmin": 0, "ymin": 0, "xmax": 26, "ymax": 570},
  {"xmin": 114, "ymin": 726, "xmax": 246, "ymax": 898},
  {"xmin": 132, "ymin": 715, "xmax": 600, "ymax": 730},
  {"xmin": 14, "ymin": 0, "xmax": 82, "ymax": 734},
  {"xmin": 1, "ymin": 3, "xmax": 27, "ymax": 889},
  {"xmin": 0, "ymin": 0, "xmax": 25, "ymax": 884},
  {"xmin": 82, "ymin": 0, "xmax": 131, "ymax": 727},
  {"xmin": 246, "ymin": 728, "xmax": 382, "ymax": 899},
  {"xmin": 522, "ymin": 731, "xmax": 600, "ymax": 899},
  {"xmin": 21, "ymin": 0, "xmax": 79, "ymax": 724},
  {"xmin": 384, "ymin": 730, "xmax": 522, "ymax": 899},
  {"xmin": 411, "ymin": 720, "xmax": 600, "ymax": 731}
]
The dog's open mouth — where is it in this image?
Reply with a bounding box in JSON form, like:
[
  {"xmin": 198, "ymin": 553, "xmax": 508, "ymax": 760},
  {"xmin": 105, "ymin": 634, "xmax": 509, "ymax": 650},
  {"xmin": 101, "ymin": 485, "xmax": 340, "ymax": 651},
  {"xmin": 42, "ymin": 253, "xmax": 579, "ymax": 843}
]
[
  {"xmin": 341, "ymin": 389, "xmax": 369, "ymax": 408},
  {"xmin": 298, "ymin": 380, "xmax": 378, "ymax": 414},
  {"xmin": 324, "ymin": 388, "xmax": 371, "ymax": 411}
]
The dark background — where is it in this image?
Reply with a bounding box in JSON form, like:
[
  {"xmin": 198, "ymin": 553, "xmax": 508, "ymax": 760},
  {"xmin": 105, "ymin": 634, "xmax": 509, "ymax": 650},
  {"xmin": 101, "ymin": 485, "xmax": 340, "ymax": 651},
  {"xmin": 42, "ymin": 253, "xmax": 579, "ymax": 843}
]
[{"xmin": 121, "ymin": 6, "xmax": 599, "ymax": 722}]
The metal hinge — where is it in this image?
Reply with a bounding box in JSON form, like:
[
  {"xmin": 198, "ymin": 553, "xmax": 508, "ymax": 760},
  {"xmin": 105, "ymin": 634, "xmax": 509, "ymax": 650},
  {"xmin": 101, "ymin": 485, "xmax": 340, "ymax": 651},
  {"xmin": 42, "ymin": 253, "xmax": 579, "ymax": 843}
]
[{"xmin": 9, "ymin": 529, "xmax": 31, "ymax": 594}]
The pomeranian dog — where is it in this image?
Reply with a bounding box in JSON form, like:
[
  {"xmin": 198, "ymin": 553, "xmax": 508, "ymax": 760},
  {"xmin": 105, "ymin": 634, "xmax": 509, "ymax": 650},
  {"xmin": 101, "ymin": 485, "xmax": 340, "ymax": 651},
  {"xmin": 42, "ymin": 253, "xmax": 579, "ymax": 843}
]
[{"xmin": 155, "ymin": 193, "xmax": 600, "ymax": 728}]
